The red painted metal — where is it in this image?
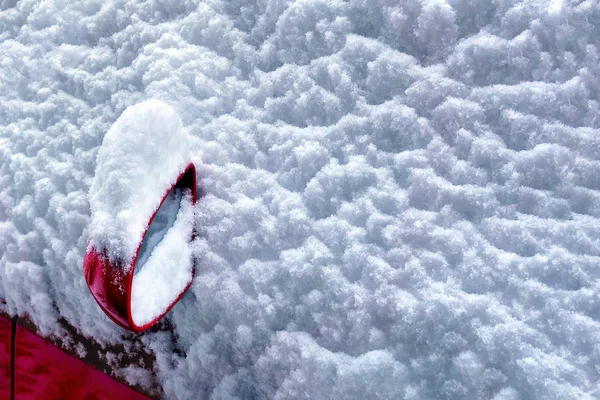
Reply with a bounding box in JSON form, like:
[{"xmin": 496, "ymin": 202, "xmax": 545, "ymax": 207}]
[
  {"xmin": 0, "ymin": 315, "xmax": 11, "ymax": 400},
  {"xmin": 14, "ymin": 322, "xmax": 149, "ymax": 400},
  {"xmin": 84, "ymin": 163, "xmax": 197, "ymax": 332}
]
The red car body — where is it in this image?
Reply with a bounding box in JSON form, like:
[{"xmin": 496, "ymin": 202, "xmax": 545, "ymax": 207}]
[{"xmin": 0, "ymin": 313, "xmax": 150, "ymax": 399}]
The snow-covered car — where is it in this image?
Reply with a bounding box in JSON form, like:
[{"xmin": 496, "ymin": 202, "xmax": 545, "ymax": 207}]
[{"xmin": 2, "ymin": 1, "xmax": 599, "ymax": 399}]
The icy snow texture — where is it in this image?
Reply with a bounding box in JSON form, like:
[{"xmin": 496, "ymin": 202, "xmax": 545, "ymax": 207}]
[
  {"xmin": 89, "ymin": 98, "xmax": 191, "ymax": 266},
  {"xmin": 131, "ymin": 189, "xmax": 194, "ymax": 327},
  {"xmin": 1, "ymin": 0, "xmax": 600, "ymax": 399}
]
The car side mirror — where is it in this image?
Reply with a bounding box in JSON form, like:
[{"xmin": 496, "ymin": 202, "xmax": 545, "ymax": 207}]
[{"xmin": 83, "ymin": 100, "xmax": 197, "ymax": 332}]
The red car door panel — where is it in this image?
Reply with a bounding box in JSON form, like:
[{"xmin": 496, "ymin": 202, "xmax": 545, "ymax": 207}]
[
  {"xmin": 14, "ymin": 323, "xmax": 149, "ymax": 399},
  {"xmin": 0, "ymin": 314, "xmax": 151, "ymax": 400},
  {"xmin": 0, "ymin": 315, "xmax": 11, "ymax": 400}
]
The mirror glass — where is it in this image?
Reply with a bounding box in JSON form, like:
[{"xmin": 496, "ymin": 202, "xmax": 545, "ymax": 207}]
[
  {"xmin": 136, "ymin": 189, "xmax": 184, "ymax": 273},
  {"xmin": 130, "ymin": 187, "xmax": 194, "ymax": 327}
]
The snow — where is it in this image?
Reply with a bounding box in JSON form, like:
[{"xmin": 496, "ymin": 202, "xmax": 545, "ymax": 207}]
[
  {"xmin": 131, "ymin": 188, "xmax": 194, "ymax": 327},
  {"xmin": 1, "ymin": 1, "xmax": 600, "ymax": 399},
  {"xmin": 88, "ymin": 98, "xmax": 191, "ymax": 267}
]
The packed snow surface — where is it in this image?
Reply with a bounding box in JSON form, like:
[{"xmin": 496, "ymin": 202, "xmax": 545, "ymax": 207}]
[
  {"xmin": 131, "ymin": 188, "xmax": 194, "ymax": 327},
  {"xmin": 1, "ymin": 0, "xmax": 600, "ymax": 399},
  {"xmin": 89, "ymin": 98, "xmax": 191, "ymax": 266}
]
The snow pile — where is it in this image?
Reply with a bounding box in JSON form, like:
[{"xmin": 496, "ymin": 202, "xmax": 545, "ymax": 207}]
[
  {"xmin": 131, "ymin": 188, "xmax": 194, "ymax": 327},
  {"xmin": 1, "ymin": 0, "xmax": 600, "ymax": 399},
  {"xmin": 88, "ymin": 99, "xmax": 191, "ymax": 266}
]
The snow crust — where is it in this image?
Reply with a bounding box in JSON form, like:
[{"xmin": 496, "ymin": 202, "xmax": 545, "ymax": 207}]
[
  {"xmin": 1, "ymin": 0, "xmax": 600, "ymax": 399},
  {"xmin": 89, "ymin": 98, "xmax": 191, "ymax": 266},
  {"xmin": 131, "ymin": 189, "xmax": 194, "ymax": 327}
]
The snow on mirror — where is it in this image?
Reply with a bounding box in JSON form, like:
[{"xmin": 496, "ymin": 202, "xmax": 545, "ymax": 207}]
[
  {"xmin": 130, "ymin": 187, "xmax": 194, "ymax": 327},
  {"xmin": 84, "ymin": 99, "xmax": 197, "ymax": 332}
]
